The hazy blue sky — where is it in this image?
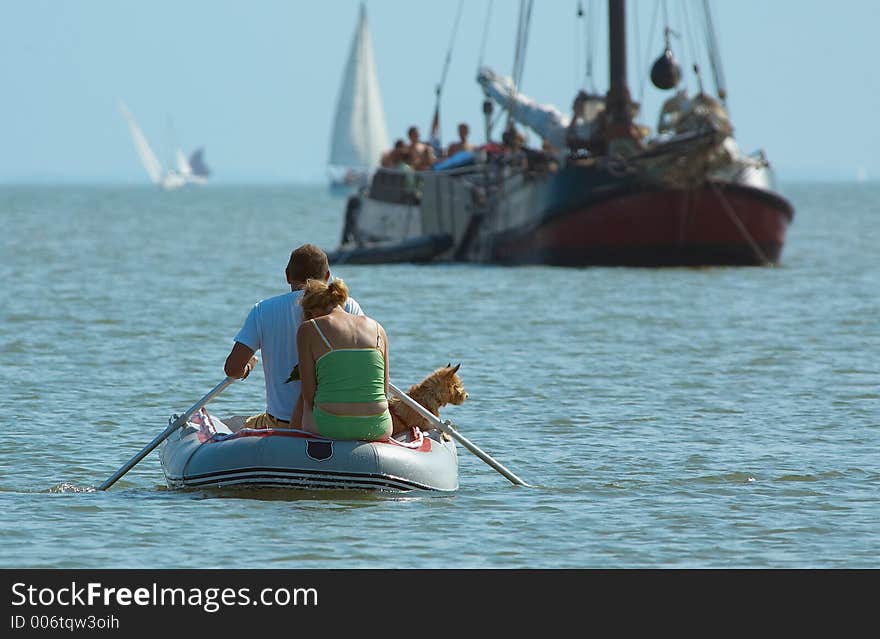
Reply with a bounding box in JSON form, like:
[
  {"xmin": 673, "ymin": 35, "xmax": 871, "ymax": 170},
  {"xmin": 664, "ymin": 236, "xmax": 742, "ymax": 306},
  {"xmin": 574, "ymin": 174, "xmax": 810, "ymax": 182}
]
[{"xmin": 2, "ymin": 0, "xmax": 878, "ymax": 183}]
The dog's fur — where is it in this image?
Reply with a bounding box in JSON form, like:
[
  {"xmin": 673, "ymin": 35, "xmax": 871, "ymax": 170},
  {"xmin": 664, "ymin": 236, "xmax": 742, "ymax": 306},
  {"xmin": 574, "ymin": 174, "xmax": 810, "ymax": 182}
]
[{"xmin": 389, "ymin": 364, "xmax": 467, "ymax": 435}]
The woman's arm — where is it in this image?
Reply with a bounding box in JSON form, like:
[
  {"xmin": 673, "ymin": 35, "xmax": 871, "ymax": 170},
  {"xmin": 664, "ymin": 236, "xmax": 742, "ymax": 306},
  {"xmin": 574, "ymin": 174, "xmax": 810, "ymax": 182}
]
[
  {"xmin": 296, "ymin": 324, "xmax": 317, "ymax": 413},
  {"xmin": 291, "ymin": 395, "xmax": 304, "ymax": 429},
  {"xmin": 380, "ymin": 324, "xmax": 389, "ymax": 397}
]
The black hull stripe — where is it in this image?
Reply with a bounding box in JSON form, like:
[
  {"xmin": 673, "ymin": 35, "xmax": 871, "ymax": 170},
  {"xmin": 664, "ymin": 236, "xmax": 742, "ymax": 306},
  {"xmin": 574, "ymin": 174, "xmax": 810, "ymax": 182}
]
[
  {"xmin": 178, "ymin": 464, "xmax": 447, "ymax": 484},
  {"xmin": 177, "ymin": 477, "xmax": 421, "ymax": 492},
  {"xmin": 165, "ymin": 467, "xmax": 451, "ymax": 492}
]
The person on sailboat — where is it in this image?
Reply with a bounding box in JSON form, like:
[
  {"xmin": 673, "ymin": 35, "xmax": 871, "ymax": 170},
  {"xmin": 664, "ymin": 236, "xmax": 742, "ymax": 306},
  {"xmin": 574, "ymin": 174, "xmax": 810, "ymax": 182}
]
[
  {"xmin": 224, "ymin": 244, "xmax": 364, "ymax": 430},
  {"xmin": 445, "ymin": 123, "xmax": 474, "ymax": 158},
  {"xmin": 501, "ymin": 125, "xmax": 529, "ymax": 170},
  {"xmin": 394, "ymin": 148, "xmax": 419, "ymax": 201},
  {"xmin": 565, "ymin": 90, "xmax": 606, "ymax": 154},
  {"xmin": 406, "ymin": 126, "xmax": 435, "ymax": 171},
  {"xmin": 380, "ymin": 139, "xmax": 406, "ymax": 168}
]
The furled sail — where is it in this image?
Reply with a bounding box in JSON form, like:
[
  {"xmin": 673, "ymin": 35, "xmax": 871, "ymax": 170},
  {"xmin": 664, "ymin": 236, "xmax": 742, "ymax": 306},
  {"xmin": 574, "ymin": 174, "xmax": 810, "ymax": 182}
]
[
  {"xmin": 477, "ymin": 66, "xmax": 604, "ymax": 150},
  {"xmin": 328, "ymin": 3, "xmax": 389, "ymax": 169},
  {"xmin": 119, "ymin": 101, "xmax": 163, "ymax": 184}
]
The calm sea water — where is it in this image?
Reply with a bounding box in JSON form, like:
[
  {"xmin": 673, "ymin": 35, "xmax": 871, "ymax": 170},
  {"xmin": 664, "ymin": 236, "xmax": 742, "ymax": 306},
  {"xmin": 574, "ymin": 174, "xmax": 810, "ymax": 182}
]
[{"xmin": 0, "ymin": 182, "xmax": 876, "ymax": 568}]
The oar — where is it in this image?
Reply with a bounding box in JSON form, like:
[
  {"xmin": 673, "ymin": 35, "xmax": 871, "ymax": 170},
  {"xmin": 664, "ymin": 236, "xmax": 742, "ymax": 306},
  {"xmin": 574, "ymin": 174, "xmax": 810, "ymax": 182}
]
[
  {"xmin": 98, "ymin": 376, "xmax": 236, "ymax": 490},
  {"xmin": 389, "ymin": 382, "xmax": 531, "ymax": 487}
]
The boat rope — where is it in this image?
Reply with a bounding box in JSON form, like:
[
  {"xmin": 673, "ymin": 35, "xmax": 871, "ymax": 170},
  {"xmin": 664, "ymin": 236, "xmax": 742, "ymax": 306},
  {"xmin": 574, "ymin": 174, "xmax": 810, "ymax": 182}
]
[
  {"xmin": 709, "ymin": 182, "xmax": 773, "ymax": 266},
  {"xmin": 436, "ymin": 0, "xmax": 465, "ymax": 102},
  {"xmin": 432, "ymin": 0, "xmax": 465, "ymax": 146},
  {"xmin": 477, "ymin": 0, "xmax": 493, "ymax": 71},
  {"xmin": 386, "ymin": 428, "xmax": 426, "ymax": 450},
  {"xmin": 679, "ymin": 0, "xmax": 705, "ymax": 95},
  {"xmin": 507, "ymin": 0, "xmax": 534, "ymax": 130},
  {"xmin": 639, "ymin": 0, "xmax": 663, "ymax": 103},
  {"xmin": 574, "ymin": 0, "xmax": 583, "ymax": 91},
  {"xmin": 583, "ymin": 0, "xmax": 598, "ymax": 93},
  {"xmin": 633, "ymin": 1, "xmax": 643, "ymax": 102},
  {"xmin": 575, "ymin": 0, "xmax": 597, "ymax": 92},
  {"xmin": 702, "ymin": 0, "xmax": 727, "ymax": 105}
]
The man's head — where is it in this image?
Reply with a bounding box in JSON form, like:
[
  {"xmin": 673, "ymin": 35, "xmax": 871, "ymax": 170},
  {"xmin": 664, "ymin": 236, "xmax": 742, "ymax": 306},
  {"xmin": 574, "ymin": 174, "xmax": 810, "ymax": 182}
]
[
  {"xmin": 458, "ymin": 123, "xmax": 469, "ymax": 140},
  {"xmin": 286, "ymin": 244, "xmax": 329, "ymax": 289},
  {"xmin": 407, "ymin": 126, "xmax": 420, "ymax": 143}
]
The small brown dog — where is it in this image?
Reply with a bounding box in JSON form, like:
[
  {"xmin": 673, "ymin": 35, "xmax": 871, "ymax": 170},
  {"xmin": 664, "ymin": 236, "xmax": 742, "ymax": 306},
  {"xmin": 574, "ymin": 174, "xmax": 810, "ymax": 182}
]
[{"xmin": 389, "ymin": 363, "xmax": 467, "ymax": 435}]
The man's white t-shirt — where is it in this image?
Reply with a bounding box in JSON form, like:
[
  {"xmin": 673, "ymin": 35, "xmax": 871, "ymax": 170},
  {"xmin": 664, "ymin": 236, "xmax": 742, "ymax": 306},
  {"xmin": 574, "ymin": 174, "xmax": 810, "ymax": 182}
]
[{"xmin": 233, "ymin": 291, "xmax": 364, "ymax": 421}]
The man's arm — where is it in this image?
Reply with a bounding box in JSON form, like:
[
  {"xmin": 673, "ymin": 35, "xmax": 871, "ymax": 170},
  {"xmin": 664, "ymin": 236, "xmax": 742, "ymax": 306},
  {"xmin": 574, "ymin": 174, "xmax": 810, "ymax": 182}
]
[{"xmin": 225, "ymin": 341, "xmax": 257, "ymax": 379}]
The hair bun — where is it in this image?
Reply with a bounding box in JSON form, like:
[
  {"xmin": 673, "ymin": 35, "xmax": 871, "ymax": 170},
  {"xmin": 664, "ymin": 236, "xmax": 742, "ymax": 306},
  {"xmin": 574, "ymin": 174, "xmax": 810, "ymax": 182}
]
[{"xmin": 328, "ymin": 278, "xmax": 349, "ymax": 304}]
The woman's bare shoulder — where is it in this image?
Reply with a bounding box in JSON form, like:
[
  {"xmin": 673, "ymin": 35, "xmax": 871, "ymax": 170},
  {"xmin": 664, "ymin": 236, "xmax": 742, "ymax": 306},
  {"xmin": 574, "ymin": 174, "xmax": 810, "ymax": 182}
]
[
  {"xmin": 359, "ymin": 314, "xmax": 385, "ymax": 329},
  {"xmin": 297, "ymin": 319, "xmax": 315, "ymax": 338}
]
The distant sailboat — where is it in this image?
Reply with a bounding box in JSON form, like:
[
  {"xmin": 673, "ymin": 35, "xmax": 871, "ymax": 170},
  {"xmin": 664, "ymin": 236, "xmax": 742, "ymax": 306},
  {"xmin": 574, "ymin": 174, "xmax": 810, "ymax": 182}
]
[
  {"xmin": 327, "ymin": 3, "xmax": 389, "ymax": 196},
  {"xmin": 119, "ymin": 101, "xmax": 210, "ymax": 190},
  {"xmin": 181, "ymin": 148, "xmax": 211, "ymax": 185}
]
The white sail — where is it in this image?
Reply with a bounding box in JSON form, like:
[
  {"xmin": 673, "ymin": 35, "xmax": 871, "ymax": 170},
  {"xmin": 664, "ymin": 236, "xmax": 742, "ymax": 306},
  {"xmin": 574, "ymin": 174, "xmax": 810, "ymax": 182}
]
[
  {"xmin": 119, "ymin": 101, "xmax": 164, "ymax": 184},
  {"xmin": 328, "ymin": 3, "xmax": 389, "ymax": 169},
  {"xmin": 176, "ymin": 149, "xmax": 192, "ymax": 176}
]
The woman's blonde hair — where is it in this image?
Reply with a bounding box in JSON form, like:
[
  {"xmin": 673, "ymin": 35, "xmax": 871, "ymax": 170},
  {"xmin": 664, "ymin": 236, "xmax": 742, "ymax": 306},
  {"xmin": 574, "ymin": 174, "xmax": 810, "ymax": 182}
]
[{"xmin": 300, "ymin": 278, "xmax": 348, "ymax": 318}]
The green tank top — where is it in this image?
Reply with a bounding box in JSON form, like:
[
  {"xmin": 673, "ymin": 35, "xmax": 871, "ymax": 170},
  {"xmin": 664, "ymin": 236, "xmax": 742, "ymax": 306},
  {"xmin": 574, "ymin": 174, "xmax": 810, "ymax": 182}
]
[{"xmin": 310, "ymin": 319, "xmax": 386, "ymax": 405}]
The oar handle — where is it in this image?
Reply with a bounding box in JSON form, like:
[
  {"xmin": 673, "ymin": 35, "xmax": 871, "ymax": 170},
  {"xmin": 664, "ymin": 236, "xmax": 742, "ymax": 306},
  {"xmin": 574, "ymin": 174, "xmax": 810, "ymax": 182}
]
[
  {"xmin": 389, "ymin": 382, "xmax": 530, "ymax": 487},
  {"xmin": 98, "ymin": 376, "xmax": 236, "ymax": 491}
]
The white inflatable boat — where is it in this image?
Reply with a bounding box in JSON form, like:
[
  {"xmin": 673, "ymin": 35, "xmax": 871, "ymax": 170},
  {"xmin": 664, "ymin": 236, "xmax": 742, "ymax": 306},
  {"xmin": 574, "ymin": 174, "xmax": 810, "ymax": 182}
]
[{"xmin": 159, "ymin": 409, "xmax": 459, "ymax": 492}]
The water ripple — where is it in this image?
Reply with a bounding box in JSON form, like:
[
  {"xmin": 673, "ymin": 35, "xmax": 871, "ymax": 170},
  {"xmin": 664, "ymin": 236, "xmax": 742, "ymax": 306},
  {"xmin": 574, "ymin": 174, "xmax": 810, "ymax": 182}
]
[{"xmin": 1, "ymin": 183, "xmax": 878, "ymax": 568}]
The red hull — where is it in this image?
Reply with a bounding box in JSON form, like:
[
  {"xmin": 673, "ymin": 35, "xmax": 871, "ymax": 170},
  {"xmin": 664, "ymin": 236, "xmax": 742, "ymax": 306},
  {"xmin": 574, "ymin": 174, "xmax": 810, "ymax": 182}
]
[{"xmin": 490, "ymin": 182, "xmax": 794, "ymax": 266}]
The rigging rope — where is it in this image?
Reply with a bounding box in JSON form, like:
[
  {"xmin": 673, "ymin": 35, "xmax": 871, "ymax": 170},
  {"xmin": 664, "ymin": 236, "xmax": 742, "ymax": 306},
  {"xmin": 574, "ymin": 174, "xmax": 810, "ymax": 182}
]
[
  {"xmin": 575, "ymin": 0, "xmax": 583, "ymax": 90},
  {"xmin": 680, "ymin": 0, "xmax": 705, "ymax": 94},
  {"xmin": 640, "ymin": 1, "xmax": 662, "ymax": 101},
  {"xmin": 437, "ymin": 0, "xmax": 465, "ymax": 99},
  {"xmin": 432, "ymin": 0, "xmax": 465, "ymax": 145},
  {"xmin": 576, "ymin": 0, "xmax": 597, "ymax": 93},
  {"xmin": 585, "ymin": 0, "xmax": 598, "ymax": 92},
  {"xmin": 702, "ymin": 0, "xmax": 727, "ymax": 104},
  {"xmin": 634, "ymin": 1, "xmax": 644, "ymax": 103},
  {"xmin": 478, "ymin": 0, "xmax": 494, "ymax": 71},
  {"xmin": 710, "ymin": 183, "xmax": 772, "ymax": 266},
  {"xmin": 508, "ymin": 0, "xmax": 534, "ymax": 129}
]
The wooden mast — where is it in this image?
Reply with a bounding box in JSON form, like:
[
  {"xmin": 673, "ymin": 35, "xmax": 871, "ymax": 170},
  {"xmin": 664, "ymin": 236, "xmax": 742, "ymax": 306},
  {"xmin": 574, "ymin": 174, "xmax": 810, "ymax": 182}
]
[{"xmin": 604, "ymin": 0, "xmax": 640, "ymax": 153}]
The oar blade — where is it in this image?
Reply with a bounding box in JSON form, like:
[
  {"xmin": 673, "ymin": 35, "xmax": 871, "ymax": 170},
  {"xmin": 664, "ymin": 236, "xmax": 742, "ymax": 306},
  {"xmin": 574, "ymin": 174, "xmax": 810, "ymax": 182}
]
[
  {"xmin": 389, "ymin": 382, "xmax": 530, "ymax": 487},
  {"xmin": 98, "ymin": 377, "xmax": 236, "ymax": 490}
]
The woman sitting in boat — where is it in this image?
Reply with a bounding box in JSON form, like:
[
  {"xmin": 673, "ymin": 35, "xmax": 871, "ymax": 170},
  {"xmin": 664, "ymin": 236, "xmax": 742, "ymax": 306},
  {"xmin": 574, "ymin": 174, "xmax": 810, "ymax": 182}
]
[{"xmin": 295, "ymin": 278, "xmax": 392, "ymax": 441}]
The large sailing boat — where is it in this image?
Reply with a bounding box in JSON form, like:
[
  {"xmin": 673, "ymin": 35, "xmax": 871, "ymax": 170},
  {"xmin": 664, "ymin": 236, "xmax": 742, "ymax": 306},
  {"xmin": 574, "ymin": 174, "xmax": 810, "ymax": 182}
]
[
  {"xmin": 119, "ymin": 102, "xmax": 211, "ymax": 190},
  {"xmin": 329, "ymin": 0, "xmax": 793, "ymax": 266},
  {"xmin": 327, "ymin": 3, "xmax": 389, "ymax": 197}
]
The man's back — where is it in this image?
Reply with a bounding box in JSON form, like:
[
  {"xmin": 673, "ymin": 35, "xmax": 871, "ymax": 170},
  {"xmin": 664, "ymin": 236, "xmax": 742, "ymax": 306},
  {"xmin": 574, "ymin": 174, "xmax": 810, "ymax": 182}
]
[{"xmin": 234, "ymin": 291, "xmax": 363, "ymax": 421}]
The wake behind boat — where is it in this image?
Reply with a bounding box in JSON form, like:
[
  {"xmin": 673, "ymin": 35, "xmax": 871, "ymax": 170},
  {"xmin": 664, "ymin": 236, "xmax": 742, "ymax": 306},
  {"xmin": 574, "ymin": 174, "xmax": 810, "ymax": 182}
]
[{"xmin": 159, "ymin": 409, "xmax": 459, "ymax": 492}]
